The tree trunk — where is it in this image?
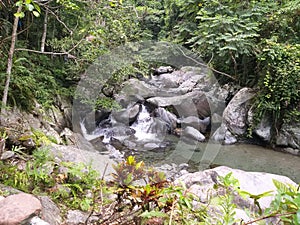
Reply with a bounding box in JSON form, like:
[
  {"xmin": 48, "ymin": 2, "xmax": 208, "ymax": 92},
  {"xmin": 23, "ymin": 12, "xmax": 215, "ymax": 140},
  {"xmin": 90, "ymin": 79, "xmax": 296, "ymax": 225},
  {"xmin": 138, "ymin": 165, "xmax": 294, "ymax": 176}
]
[
  {"xmin": 0, "ymin": 5, "xmax": 22, "ymax": 125},
  {"xmin": 41, "ymin": 8, "xmax": 48, "ymax": 52}
]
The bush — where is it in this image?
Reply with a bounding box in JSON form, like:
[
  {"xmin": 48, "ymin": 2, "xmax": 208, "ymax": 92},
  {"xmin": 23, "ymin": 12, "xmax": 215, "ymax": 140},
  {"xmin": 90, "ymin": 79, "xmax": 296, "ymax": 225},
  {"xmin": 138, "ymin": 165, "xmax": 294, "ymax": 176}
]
[{"xmin": 253, "ymin": 40, "xmax": 300, "ymax": 138}]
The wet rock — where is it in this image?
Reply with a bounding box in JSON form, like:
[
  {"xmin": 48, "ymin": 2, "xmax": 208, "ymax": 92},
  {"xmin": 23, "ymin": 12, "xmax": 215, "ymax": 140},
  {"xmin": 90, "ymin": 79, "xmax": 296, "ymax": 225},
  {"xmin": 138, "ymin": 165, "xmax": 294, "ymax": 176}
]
[
  {"xmin": 147, "ymin": 118, "xmax": 168, "ymax": 135},
  {"xmin": 224, "ymin": 130, "xmax": 237, "ymax": 145},
  {"xmin": 83, "ymin": 110, "xmax": 110, "ymax": 133},
  {"xmin": 154, "ymin": 107, "xmax": 177, "ymax": 131},
  {"xmin": 111, "ymin": 104, "xmax": 140, "ymax": 124},
  {"xmin": 182, "ymin": 126, "xmax": 205, "ymax": 142},
  {"xmin": 248, "ymin": 110, "xmax": 272, "ymax": 142},
  {"xmin": 144, "ymin": 142, "xmax": 160, "ymax": 150},
  {"xmin": 281, "ymin": 147, "xmax": 300, "ymax": 156},
  {"xmin": 211, "ymin": 123, "xmax": 227, "ymax": 142},
  {"xmin": 0, "ymin": 193, "xmax": 42, "ymax": 225}
]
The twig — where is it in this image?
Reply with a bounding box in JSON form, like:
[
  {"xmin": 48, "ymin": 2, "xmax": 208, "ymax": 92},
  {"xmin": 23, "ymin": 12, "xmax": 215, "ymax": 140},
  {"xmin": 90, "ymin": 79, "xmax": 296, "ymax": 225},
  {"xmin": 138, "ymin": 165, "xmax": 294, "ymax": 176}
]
[
  {"xmin": 169, "ymin": 199, "xmax": 177, "ymax": 225},
  {"xmin": 176, "ymin": 46, "xmax": 236, "ymax": 81},
  {"xmin": 243, "ymin": 211, "xmax": 296, "ymax": 225},
  {"xmin": 15, "ymin": 38, "xmax": 84, "ymax": 58},
  {"xmin": 47, "ymin": 7, "xmax": 73, "ymax": 34},
  {"xmin": 101, "ymin": 163, "xmax": 109, "ymax": 180}
]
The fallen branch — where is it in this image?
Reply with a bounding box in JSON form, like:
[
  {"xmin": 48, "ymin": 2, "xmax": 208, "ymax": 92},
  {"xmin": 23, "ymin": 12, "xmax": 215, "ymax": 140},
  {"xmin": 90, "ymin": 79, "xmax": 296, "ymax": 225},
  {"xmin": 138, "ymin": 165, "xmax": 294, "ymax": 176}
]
[{"xmin": 243, "ymin": 211, "xmax": 296, "ymax": 225}]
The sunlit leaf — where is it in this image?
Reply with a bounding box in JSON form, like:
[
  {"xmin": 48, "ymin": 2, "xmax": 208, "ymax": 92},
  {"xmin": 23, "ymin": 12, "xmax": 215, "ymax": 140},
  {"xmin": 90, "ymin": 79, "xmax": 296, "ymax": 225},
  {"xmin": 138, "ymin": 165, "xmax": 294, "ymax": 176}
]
[
  {"xmin": 32, "ymin": 11, "xmax": 40, "ymax": 17},
  {"xmin": 14, "ymin": 12, "xmax": 25, "ymax": 18}
]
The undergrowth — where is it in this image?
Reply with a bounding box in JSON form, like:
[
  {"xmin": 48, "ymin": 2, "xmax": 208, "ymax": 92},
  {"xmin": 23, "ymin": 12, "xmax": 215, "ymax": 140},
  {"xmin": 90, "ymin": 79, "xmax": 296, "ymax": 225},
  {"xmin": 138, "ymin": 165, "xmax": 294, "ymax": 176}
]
[{"xmin": 0, "ymin": 146, "xmax": 299, "ymax": 224}]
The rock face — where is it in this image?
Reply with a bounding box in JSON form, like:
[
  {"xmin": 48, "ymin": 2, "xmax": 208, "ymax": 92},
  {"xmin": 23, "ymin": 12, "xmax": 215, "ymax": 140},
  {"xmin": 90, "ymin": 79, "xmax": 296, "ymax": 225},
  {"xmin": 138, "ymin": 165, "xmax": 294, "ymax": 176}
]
[
  {"xmin": 223, "ymin": 88, "xmax": 255, "ymax": 135},
  {"xmin": 276, "ymin": 122, "xmax": 300, "ymax": 150},
  {"xmin": 78, "ymin": 65, "xmax": 227, "ymax": 155},
  {"xmin": 49, "ymin": 143, "xmax": 116, "ymax": 180},
  {"xmin": 176, "ymin": 166, "xmax": 297, "ymax": 222},
  {"xmin": 212, "ymin": 88, "xmax": 255, "ymax": 144},
  {"xmin": 38, "ymin": 196, "xmax": 62, "ymax": 225},
  {"xmin": 0, "ymin": 193, "xmax": 42, "ymax": 225}
]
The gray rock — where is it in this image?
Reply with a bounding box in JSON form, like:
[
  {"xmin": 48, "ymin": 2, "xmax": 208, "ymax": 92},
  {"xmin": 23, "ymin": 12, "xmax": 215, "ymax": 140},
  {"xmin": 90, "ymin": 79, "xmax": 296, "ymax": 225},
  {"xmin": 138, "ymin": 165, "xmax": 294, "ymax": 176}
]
[
  {"xmin": 276, "ymin": 122, "xmax": 300, "ymax": 149},
  {"xmin": 0, "ymin": 193, "xmax": 42, "ymax": 225},
  {"xmin": 282, "ymin": 147, "xmax": 300, "ymax": 156},
  {"xmin": 147, "ymin": 118, "xmax": 168, "ymax": 134},
  {"xmin": 155, "ymin": 107, "xmax": 177, "ymax": 131},
  {"xmin": 115, "ymin": 79, "xmax": 157, "ymax": 105},
  {"xmin": 0, "ymin": 151, "xmax": 15, "ymax": 160},
  {"xmin": 48, "ymin": 144, "xmax": 116, "ymax": 180},
  {"xmin": 65, "ymin": 210, "xmax": 88, "ymax": 225},
  {"xmin": 154, "ymin": 66, "xmax": 174, "ymax": 75},
  {"xmin": 144, "ymin": 143, "xmax": 160, "ymax": 150},
  {"xmin": 248, "ymin": 110, "xmax": 272, "ymax": 142},
  {"xmin": 175, "ymin": 166, "xmax": 297, "ymax": 221},
  {"xmin": 223, "ymin": 88, "xmax": 256, "ymax": 136},
  {"xmin": 224, "ymin": 130, "xmax": 237, "ymax": 145},
  {"xmin": 111, "ymin": 104, "xmax": 140, "ymax": 124},
  {"xmin": 211, "ymin": 123, "xmax": 227, "ymax": 142},
  {"xmin": 38, "ymin": 196, "xmax": 62, "ymax": 225},
  {"xmin": 182, "ymin": 126, "xmax": 206, "ymax": 142},
  {"xmin": 30, "ymin": 216, "xmax": 50, "ymax": 225},
  {"xmin": 147, "ymin": 91, "xmax": 210, "ymax": 118},
  {"xmin": 179, "ymin": 116, "xmax": 210, "ymax": 133}
]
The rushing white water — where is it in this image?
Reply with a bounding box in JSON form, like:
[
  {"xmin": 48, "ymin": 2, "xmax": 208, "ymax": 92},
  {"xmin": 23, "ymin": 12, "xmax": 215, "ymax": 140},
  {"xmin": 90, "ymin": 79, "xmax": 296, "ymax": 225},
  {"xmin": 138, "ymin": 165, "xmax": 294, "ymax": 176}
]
[
  {"xmin": 131, "ymin": 105, "xmax": 160, "ymax": 141},
  {"xmin": 80, "ymin": 121, "xmax": 111, "ymax": 143}
]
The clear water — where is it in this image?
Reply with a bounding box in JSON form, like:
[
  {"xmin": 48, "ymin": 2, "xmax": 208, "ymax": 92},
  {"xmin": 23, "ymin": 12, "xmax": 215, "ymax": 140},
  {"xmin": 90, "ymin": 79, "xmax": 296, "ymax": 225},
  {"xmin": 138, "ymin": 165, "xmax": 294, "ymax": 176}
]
[{"xmin": 82, "ymin": 107, "xmax": 300, "ymax": 183}]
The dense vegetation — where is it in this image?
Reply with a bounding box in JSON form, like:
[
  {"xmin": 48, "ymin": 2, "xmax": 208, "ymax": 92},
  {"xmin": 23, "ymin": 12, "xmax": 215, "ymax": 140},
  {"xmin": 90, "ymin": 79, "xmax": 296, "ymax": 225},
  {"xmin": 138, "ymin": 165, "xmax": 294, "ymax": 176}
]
[
  {"xmin": 1, "ymin": 0, "xmax": 299, "ymax": 135},
  {"xmin": 0, "ymin": 145, "xmax": 300, "ymax": 224},
  {"xmin": 0, "ymin": 1, "xmax": 300, "ymax": 222}
]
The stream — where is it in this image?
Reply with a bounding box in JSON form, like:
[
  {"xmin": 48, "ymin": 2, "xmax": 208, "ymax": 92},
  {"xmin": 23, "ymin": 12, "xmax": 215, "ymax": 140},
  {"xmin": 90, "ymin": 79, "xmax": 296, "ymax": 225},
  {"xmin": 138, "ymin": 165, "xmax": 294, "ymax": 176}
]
[
  {"xmin": 81, "ymin": 103, "xmax": 300, "ymax": 183},
  {"xmin": 75, "ymin": 50, "xmax": 300, "ymax": 183}
]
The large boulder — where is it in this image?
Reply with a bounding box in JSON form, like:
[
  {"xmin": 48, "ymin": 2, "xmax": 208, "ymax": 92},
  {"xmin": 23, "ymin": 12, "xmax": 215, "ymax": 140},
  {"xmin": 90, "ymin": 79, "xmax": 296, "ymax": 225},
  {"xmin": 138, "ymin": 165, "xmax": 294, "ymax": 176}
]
[
  {"xmin": 176, "ymin": 166, "xmax": 297, "ymax": 223},
  {"xmin": 212, "ymin": 88, "xmax": 255, "ymax": 144},
  {"xmin": 147, "ymin": 91, "xmax": 210, "ymax": 118},
  {"xmin": 223, "ymin": 88, "xmax": 256, "ymax": 135},
  {"xmin": 114, "ymin": 79, "xmax": 158, "ymax": 106},
  {"xmin": 48, "ymin": 144, "xmax": 116, "ymax": 180},
  {"xmin": 111, "ymin": 104, "xmax": 141, "ymax": 124},
  {"xmin": 0, "ymin": 193, "xmax": 42, "ymax": 225},
  {"xmin": 276, "ymin": 122, "xmax": 300, "ymax": 150}
]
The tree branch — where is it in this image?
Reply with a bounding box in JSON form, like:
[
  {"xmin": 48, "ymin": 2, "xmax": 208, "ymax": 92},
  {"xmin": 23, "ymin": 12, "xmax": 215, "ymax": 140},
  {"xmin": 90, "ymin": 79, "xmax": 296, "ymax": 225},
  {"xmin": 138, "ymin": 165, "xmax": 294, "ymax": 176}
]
[
  {"xmin": 15, "ymin": 38, "xmax": 85, "ymax": 58},
  {"xmin": 177, "ymin": 46, "xmax": 237, "ymax": 81},
  {"xmin": 47, "ymin": 7, "xmax": 73, "ymax": 34},
  {"xmin": 243, "ymin": 211, "xmax": 296, "ymax": 225}
]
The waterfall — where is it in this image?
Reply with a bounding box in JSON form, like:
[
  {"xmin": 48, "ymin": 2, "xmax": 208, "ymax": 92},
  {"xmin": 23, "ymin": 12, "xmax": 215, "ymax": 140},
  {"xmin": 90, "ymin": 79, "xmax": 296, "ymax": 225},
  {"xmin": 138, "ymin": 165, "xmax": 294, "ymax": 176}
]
[{"xmin": 131, "ymin": 105, "xmax": 158, "ymax": 141}]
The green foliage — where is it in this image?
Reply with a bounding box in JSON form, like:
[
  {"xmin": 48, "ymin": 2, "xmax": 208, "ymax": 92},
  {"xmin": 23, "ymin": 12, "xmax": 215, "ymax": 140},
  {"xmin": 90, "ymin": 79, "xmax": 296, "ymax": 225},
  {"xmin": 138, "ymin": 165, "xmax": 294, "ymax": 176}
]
[
  {"xmin": 263, "ymin": 180, "xmax": 300, "ymax": 224},
  {"xmin": 15, "ymin": 0, "xmax": 41, "ymax": 18},
  {"xmin": 253, "ymin": 40, "xmax": 300, "ymax": 137},
  {"xmin": 0, "ymin": 147, "xmax": 104, "ymax": 211}
]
